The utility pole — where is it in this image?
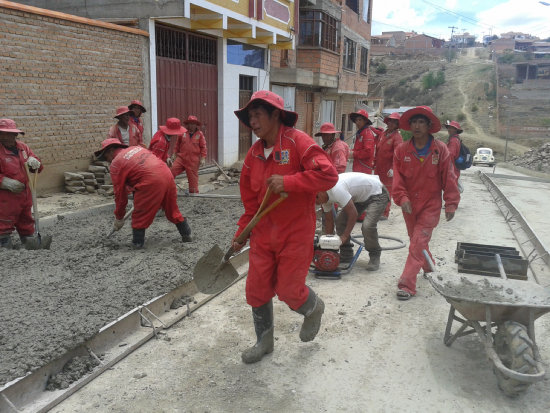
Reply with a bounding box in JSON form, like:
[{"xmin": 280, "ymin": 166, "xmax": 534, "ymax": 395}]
[{"xmin": 448, "ymin": 26, "xmax": 458, "ymax": 44}]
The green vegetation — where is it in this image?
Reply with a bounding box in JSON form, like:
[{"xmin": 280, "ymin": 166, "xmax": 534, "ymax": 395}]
[
  {"xmin": 400, "ymin": 130, "xmax": 412, "ymax": 141},
  {"xmin": 376, "ymin": 62, "xmax": 387, "ymax": 74},
  {"xmin": 457, "ymin": 112, "xmax": 466, "ymax": 122},
  {"xmin": 444, "ymin": 48, "xmax": 456, "ymax": 62},
  {"xmin": 471, "ymin": 104, "xmax": 478, "ymax": 112},
  {"xmin": 541, "ymin": 118, "xmax": 550, "ymax": 127},
  {"xmin": 422, "ymin": 71, "xmax": 445, "ymax": 90}
]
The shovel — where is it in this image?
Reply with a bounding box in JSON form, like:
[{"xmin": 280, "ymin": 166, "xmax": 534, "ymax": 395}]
[
  {"xmin": 193, "ymin": 188, "xmax": 287, "ymax": 294},
  {"xmin": 106, "ymin": 206, "xmax": 134, "ymax": 238},
  {"xmin": 23, "ymin": 164, "xmax": 52, "ymax": 250}
]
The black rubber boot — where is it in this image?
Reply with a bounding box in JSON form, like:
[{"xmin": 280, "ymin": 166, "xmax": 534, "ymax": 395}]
[
  {"xmin": 295, "ymin": 287, "xmax": 325, "ymax": 342},
  {"xmin": 0, "ymin": 235, "xmax": 13, "ymax": 249},
  {"xmin": 366, "ymin": 252, "xmax": 381, "ymax": 271},
  {"xmin": 241, "ymin": 301, "xmax": 274, "ymax": 364},
  {"xmin": 176, "ymin": 220, "xmax": 192, "ymax": 243},
  {"xmin": 132, "ymin": 228, "xmax": 145, "ymax": 249},
  {"xmin": 339, "ymin": 242, "xmax": 354, "ymax": 263}
]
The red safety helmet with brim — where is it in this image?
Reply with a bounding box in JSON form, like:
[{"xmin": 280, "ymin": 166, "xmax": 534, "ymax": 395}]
[
  {"xmin": 349, "ymin": 109, "xmax": 373, "ymax": 125},
  {"xmin": 183, "ymin": 115, "xmax": 202, "ymax": 127},
  {"xmin": 314, "ymin": 122, "xmax": 341, "ymax": 136},
  {"xmin": 94, "ymin": 138, "xmax": 128, "ymax": 159},
  {"xmin": 160, "ymin": 118, "xmax": 187, "ymax": 136},
  {"xmin": 114, "ymin": 106, "xmax": 132, "ymax": 119},
  {"xmin": 234, "ymin": 90, "xmax": 298, "ymax": 128},
  {"xmin": 383, "ymin": 112, "xmax": 401, "ymax": 125},
  {"xmin": 129, "ymin": 100, "xmax": 147, "ymax": 113},
  {"xmin": 444, "ymin": 120, "xmax": 463, "ymax": 134},
  {"xmin": 0, "ymin": 118, "xmax": 24, "ymax": 134},
  {"xmin": 399, "ymin": 106, "xmax": 441, "ymax": 133}
]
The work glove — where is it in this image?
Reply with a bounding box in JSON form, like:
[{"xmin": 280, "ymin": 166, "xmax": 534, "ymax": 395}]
[
  {"xmin": 166, "ymin": 157, "xmax": 174, "ymax": 167},
  {"xmin": 387, "ymin": 169, "xmax": 393, "ymax": 178},
  {"xmin": 1, "ymin": 177, "xmax": 25, "ymax": 193},
  {"xmin": 27, "ymin": 156, "xmax": 41, "ymax": 170},
  {"xmin": 200, "ymin": 157, "xmax": 206, "ymax": 167},
  {"xmin": 113, "ymin": 219, "xmax": 125, "ymax": 231}
]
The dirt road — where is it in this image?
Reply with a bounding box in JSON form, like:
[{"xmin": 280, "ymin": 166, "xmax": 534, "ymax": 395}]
[{"xmin": 50, "ymin": 167, "xmax": 550, "ymax": 412}]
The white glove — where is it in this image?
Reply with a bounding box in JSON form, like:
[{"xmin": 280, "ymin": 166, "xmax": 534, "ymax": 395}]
[
  {"xmin": 166, "ymin": 157, "xmax": 174, "ymax": 167},
  {"xmin": 113, "ymin": 219, "xmax": 125, "ymax": 231},
  {"xmin": 1, "ymin": 177, "xmax": 25, "ymax": 193},
  {"xmin": 27, "ymin": 156, "xmax": 41, "ymax": 170},
  {"xmin": 200, "ymin": 158, "xmax": 206, "ymax": 167},
  {"xmin": 387, "ymin": 169, "xmax": 394, "ymax": 178}
]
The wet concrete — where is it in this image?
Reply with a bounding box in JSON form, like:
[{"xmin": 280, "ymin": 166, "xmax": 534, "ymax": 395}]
[{"xmin": 0, "ymin": 196, "xmax": 242, "ymax": 386}]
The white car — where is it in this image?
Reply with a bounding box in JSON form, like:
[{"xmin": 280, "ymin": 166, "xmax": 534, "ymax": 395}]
[{"xmin": 473, "ymin": 147, "xmax": 495, "ymax": 167}]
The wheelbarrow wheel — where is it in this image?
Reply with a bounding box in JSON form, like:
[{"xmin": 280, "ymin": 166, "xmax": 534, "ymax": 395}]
[{"xmin": 493, "ymin": 321, "xmax": 537, "ymax": 397}]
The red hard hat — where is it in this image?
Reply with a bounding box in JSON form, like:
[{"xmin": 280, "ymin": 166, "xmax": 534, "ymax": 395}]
[
  {"xmin": 114, "ymin": 106, "xmax": 132, "ymax": 119},
  {"xmin": 349, "ymin": 109, "xmax": 372, "ymax": 125},
  {"xmin": 234, "ymin": 90, "xmax": 298, "ymax": 128},
  {"xmin": 383, "ymin": 112, "xmax": 401, "ymax": 124},
  {"xmin": 0, "ymin": 118, "xmax": 24, "ymax": 134},
  {"xmin": 94, "ymin": 138, "xmax": 128, "ymax": 158},
  {"xmin": 314, "ymin": 122, "xmax": 341, "ymax": 136},
  {"xmin": 399, "ymin": 106, "xmax": 441, "ymax": 133},
  {"xmin": 160, "ymin": 118, "xmax": 187, "ymax": 136},
  {"xmin": 183, "ymin": 115, "xmax": 202, "ymax": 127},
  {"xmin": 444, "ymin": 120, "xmax": 463, "ymax": 134},
  {"xmin": 129, "ymin": 100, "xmax": 146, "ymax": 113}
]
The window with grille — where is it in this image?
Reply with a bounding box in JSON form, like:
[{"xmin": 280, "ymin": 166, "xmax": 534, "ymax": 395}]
[
  {"xmin": 343, "ymin": 37, "xmax": 356, "ymax": 71},
  {"xmin": 239, "ymin": 75, "xmax": 254, "ymax": 91},
  {"xmin": 360, "ymin": 46, "xmax": 368, "ymax": 75},
  {"xmin": 155, "ymin": 25, "xmax": 216, "ymax": 65},
  {"xmin": 299, "ymin": 10, "xmax": 339, "ymax": 52}
]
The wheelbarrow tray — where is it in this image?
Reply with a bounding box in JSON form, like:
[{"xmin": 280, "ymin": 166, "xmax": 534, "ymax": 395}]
[{"xmin": 427, "ymin": 272, "xmax": 550, "ymax": 325}]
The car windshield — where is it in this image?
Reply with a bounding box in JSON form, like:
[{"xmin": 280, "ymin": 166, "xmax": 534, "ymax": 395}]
[{"xmin": 478, "ymin": 149, "xmax": 492, "ymax": 155}]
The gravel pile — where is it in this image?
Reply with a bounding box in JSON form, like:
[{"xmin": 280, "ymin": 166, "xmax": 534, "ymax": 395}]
[{"xmin": 510, "ymin": 141, "xmax": 550, "ymax": 173}]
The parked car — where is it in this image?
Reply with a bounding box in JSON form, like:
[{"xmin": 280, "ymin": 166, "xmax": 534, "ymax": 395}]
[{"xmin": 473, "ymin": 147, "xmax": 495, "ymax": 166}]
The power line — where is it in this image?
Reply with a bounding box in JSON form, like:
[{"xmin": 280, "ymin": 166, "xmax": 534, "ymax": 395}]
[{"xmin": 421, "ymin": 0, "xmax": 494, "ymax": 30}]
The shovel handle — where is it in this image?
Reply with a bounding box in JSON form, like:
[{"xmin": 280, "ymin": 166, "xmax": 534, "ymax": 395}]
[{"xmin": 234, "ymin": 189, "xmax": 287, "ymax": 245}]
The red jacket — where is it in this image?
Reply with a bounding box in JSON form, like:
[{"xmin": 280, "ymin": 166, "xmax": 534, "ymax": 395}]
[
  {"xmin": 0, "ymin": 141, "xmax": 43, "ymax": 209},
  {"xmin": 130, "ymin": 116, "xmax": 144, "ymax": 141},
  {"xmin": 375, "ymin": 129, "xmax": 403, "ymax": 184},
  {"xmin": 447, "ymin": 134, "xmax": 462, "ymax": 178},
  {"xmin": 108, "ymin": 122, "xmax": 142, "ymax": 147},
  {"xmin": 392, "ymin": 137, "xmax": 460, "ymax": 213},
  {"xmin": 237, "ymin": 124, "xmax": 338, "ymax": 241},
  {"xmin": 352, "ymin": 126, "xmax": 376, "ymax": 173},
  {"xmin": 174, "ymin": 130, "xmax": 207, "ymax": 166},
  {"xmin": 149, "ymin": 130, "xmax": 176, "ymax": 162},
  {"xmin": 324, "ymin": 139, "xmax": 349, "ymax": 174}
]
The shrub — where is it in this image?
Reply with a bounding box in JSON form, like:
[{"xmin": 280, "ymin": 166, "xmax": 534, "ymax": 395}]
[
  {"xmin": 401, "ymin": 130, "xmax": 412, "ymax": 141},
  {"xmin": 376, "ymin": 63, "xmax": 387, "ymax": 74},
  {"xmin": 471, "ymin": 104, "xmax": 478, "ymax": 112},
  {"xmin": 457, "ymin": 112, "xmax": 466, "ymax": 122}
]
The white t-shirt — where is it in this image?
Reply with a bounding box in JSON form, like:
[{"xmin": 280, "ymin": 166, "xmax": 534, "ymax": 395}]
[
  {"xmin": 322, "ymin": 172, "xmax": 383, "ymax": 212},
  {"xmin": 118, "ymin": 126, "xmax": 130, "ymax": 146}
]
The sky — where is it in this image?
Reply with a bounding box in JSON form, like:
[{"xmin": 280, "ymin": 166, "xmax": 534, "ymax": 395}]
[{"xmin": 372, "ymin": 0, "xmax": 550, "ymax": 41}]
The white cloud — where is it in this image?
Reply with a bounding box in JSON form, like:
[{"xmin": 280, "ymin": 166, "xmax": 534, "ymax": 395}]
[{"xmin": 477, "ymin": 0, "xmax": 550, "ymax": 37}]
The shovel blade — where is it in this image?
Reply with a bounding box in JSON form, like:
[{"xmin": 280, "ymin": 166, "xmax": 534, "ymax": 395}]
[
  {"xmin": 193, "ymin": 244, "xmax": 239, "ymax": 294},
  {"xmin": 24, "ymin": 234, "xmax": 52, "ymax": 250}
]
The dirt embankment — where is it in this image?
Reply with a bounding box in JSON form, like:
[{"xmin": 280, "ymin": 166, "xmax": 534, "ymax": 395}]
[{"xmin": 0, "ymin": 196, "xmax": 243, "ymax": 387}]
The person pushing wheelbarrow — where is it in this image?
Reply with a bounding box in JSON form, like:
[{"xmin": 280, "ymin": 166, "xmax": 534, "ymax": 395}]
[{"xmin": 232, "ymin": 90, "xmax": 338, "ymax": 363}]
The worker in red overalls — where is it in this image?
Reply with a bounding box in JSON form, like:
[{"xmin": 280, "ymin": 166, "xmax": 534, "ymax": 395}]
[
  {"xmin": 107, "ymin": 106, "xmax": 142, "ymax": 147},
  {"xmin": 232, "ymin": 90, "xmax": 338, "ymax": 363},
  {"xmin": 315, "ymin": 122, "xmax": 349, "ymax": 173},
  {"xmin": 129, "ymin": 100, "xmax": 146, "ymax": 147},
  {"xmin": 0, "ymin": 119, "xmax": 44, "ymax": 248},
  {"xmin": 149, "ymin": 118, "xmax": 186, "ymax": 164},
  {"xmin": 350, "ymin": 109, "xmax": 376, "ymax": 174},
  {"xmin": 444, "ymin": 120, "xmax": 463, "ymax": 193},
  {"xmin": 392, "ymin": 106, "xmax": 460, "ymax": 300},
  {"xmin": 375, "ymin": 112, "xmax": 403, "ymax": 219},
  {"xmin": 94, "ymin": 139, "xmax": 192, "ymax": 248},
  {"xmin": 170, "ymin": 115, "xmax": 207, "ymax": 193}
]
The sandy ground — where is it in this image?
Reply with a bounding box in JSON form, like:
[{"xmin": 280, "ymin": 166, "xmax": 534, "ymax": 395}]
[
  {"xmin": 48, "ymin": 166, "xmax": 550, "ymax": 412},
  {"xmin": 0, "ymin": 196, "xmax": 243, "ymax": 387}
]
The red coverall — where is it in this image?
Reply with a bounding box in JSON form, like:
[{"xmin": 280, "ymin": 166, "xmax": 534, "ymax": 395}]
[
  {"xmin": 109, "ymin": 146, "xmax": 184, "ymax": 229},
  {"xmin": 352, "ymin": 126, "xmax": 376, "ymax": 174},
  {"xmin": 0, "ymin": 141, "xmax": 43, "ymax": 236},
  {"xmin": 108, "ymin": 123, "xmax": 142, "ymax": 147},
  {"xmin": 375, "ymin": 129, "xmax": 403, "ymax": 217},
  {"xmin": 447, "ymin": 134, "xmax": 461, "ymax": 181},
  {"xmin": 237, "ymin": 125, "xmax": 338, "ymax": 309},
  {"xmin": 171, "ymin": 130, "xmax": 207, "ymax": 193},
  {"xmin": 324, "ymin": 139, "xmax": 350, "ymax": 173},
  {"xmin": 130, "ymin": 116, "xmax": 144, "ymax": 145},
  {"xmin": 149, "ymin": 130, "xmax": 176, "ymax": 162},
  {"xmin": 392, "ymin": 138, "xmax": 460, "ymax": 295}
]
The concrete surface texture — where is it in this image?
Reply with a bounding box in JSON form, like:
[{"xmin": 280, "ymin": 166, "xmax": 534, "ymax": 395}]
[
  {"xmin": 48, "ymin": 166, "xmax": 550, "ymax": 412},
  {"xmin": 0, "ymin": 197, "xmax": 243, "ymax": 387}
]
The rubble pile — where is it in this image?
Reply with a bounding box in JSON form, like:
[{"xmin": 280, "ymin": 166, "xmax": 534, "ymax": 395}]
[
  {"xmin": 510, "ymin": 142, "xmax": 550, "ymax": 173},
  {"xmin": 64, "ymin": 160, "xmax": 114, "ymax": 195}
]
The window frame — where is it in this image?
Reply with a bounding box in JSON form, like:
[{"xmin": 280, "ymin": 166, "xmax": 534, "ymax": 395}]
[
  {"xmin": 343, "ymin": 37, "xmax": 357, "ymax": 72},
  {"xmin": 299, "ymin": 10, "xmax": 340, "ymax": 53},
  {"xmin": 360, "ymin": 46, "xmax": 369, "ymax": 75}
]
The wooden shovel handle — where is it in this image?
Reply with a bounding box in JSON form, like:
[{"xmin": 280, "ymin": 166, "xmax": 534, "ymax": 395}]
[{"xmin": 234, "ymin": 189, "xmax": 288, "ymax": 245}]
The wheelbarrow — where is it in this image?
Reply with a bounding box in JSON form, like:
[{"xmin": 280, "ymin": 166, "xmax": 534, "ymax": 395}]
[{"xmin": 425, "ymin": 251, "xmax": 550, "ymax": 397}]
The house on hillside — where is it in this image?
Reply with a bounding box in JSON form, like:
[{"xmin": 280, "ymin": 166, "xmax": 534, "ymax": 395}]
[{"xmin": 403, "ymin": 34, "xmax": 445, "ymax": 54}]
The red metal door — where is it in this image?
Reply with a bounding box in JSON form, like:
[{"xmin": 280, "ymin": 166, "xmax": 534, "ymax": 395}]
[{"xmin": 156, "ymin": 25, "xmax": 218, "ymax": 163}]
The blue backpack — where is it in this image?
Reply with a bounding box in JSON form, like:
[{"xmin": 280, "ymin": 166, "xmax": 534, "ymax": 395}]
[{"xmin": 455, "ymin": 138, "xmax": 472, "ymax": 170}]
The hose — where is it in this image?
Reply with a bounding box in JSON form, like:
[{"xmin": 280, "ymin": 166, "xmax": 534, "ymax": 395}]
[{"xmin": 350, "ymin": 234, "xmax": 406, "ymax": 251}]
